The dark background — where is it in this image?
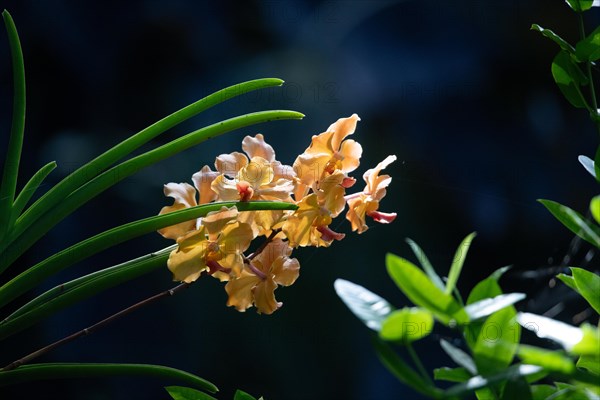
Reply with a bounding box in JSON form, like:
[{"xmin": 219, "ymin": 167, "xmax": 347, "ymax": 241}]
[{"xmin": 0, "ymin": 1, "xmax": 598, "ymax": 399}]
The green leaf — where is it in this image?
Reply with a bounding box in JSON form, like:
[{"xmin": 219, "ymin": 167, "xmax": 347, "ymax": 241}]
[
  {"xmin": 165, "ymin": 386, "xmax": 218, "ymax": 400},
  {"xmin": 440, "ymin": 339, "xmax": 477, "ymax": 375},
  {"xmin": 0, "ymin": 110, "xmax": 304, "ymax": 273},
  {"xmin": 380, "ymin": 307, "xmax": 434, "ymax": 343},
  {"xmin": 0, "ymin": 363, "xmax": 218, "ymax": 393},
  {"xmin": 531, "ymin": 24, "xmax": 576, "ymax": 53},
  {"xmin": 444, "ymin": 364, "xmax": 544, "ymax": 398},
  {"xmin": 433, "ymin": 367, "xmax": 471, "ymax": 383},
  {"xmin": 445, "ymin": 232, "xmax": 476, "ymax": 296},
  {"xmin": 557, "ymin": 273, "xmax": 579, "ymax": 292},
  {"xmin": 463, "ymin": 293, "xmax": 525, "ymax": 321},
  {"xmin": 0, "ymin": 248, "xmax": 172, "ymax": 340},
  {"xmin": 0, "ymin": 11, "xmax": 26, "ymax": 240},
  {"xmin": 517, "ymin": 345, "xmax": 576, "ymax": 374},
  {"xmin": 465, "ymin": 274, "xmax": 521, "ymax": 376},
  {"xmin": 551, "ymin": 51, "xmax": 590, "ymax": 109},
  {"xmin": 595, "ymin": 145, "xmax": 600, "ymax": 184},
  {"xmin": 538, "ymin": 199, "xmax": 600, "ymax": 248},
  {"xmin": 570, "ymin": 267, "xmax": 600, "ymax": 314},
  {"xmin": 334, "ymin": 279, "xmax": 393, "ymax": 331},
  {"xmin": 530, "ymin": 385, "xmax": 558, "ymax": 400},
  {"xmin": 518, "ymin": 313, "xmax": 600, "ymax": 356},
  {"xmin": 591, "ymin": 196, "xmax": 600, "ymax": 225},
  {"xmin": 234, "ymin": 390, "xmax": 259, "ymax": 400},
  {"xmin": 578, "ymin": 155, "xmax": 596, "ymax": 179},
  {"xmin": 4, "ymin": 78, "xmax": 287, "ymax": 245},
  {"xmin": 0, "ymin": 201, "xmax": 297, "ymax": 309},
  {"xmin": 10, "ymin": 161, "xmax": 57, "ymax": 224},
  {"xmin": 386, "ymin": 253, "xmax": 468, "ymax": 325},
  {"xmin": 501, "ymin": 376, "xmax": 532, "ymax": 400},
  {"xmin": 405, "ymin": 238, "xmax": 445, "ymax": 291},
  {"xmin": 565, "ymin": 0, "xmax": 595, "ymax": 12},
  {"xmin": 577, "ymin": 354, "xmax": 600, "ymax": 375},
  {"xmin": 576, "ymin": 26, "xmax": 600, "ymax": 61},
  {"xmin": 371, "ymin": 336, "xmax": 441, "ymax": 397}
]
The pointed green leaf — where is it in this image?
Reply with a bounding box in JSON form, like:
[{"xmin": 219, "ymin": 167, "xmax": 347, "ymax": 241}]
[
  {"xmin": 372, "ymin": 336, "xmax": 440, "ymax": 397},
  {"xmin": 591, "ymin": 196, "xmax": 600, "ymax": 225},
  {"xmin": 234, "ymin": 390, "xmax": 259, "ymax": 400},
  {"xmin": 5, "ymin": 78, "xmax": 288, "ymax": 246},
  {"xmin": 576, "ymin": 26, "xmax": 600, "ymax": 61},
  {"xmin": 594, "ymin": 145, "xmax": 600, "ymax": 184},
  {"xmin": 464, "ymin": 293, "xmax": 525, "ymax": 321},
  {"xmin": 433, "ymin": 367, "xmax": 471, "ymax": 383},
  {"xmin": 570, "ymin": 267, "xmax": 600, "ymax": 314},
  {"xmin": 10, "ymin": 161, "xmax": 57, "ymax": 223},
  {"xmin": 531, "ymin": 24, "xmax": 576, "ymax": 53},
  {"xmin": 445, "ymin": 232, "xmax": 476, "ymax": 296},
  {"xmin": 538, "ymin": 199, "xmax": 600, "ymax": 248},
  {"xmin": 551, "ymin": 51, "xmax": 590, "ymax": 109},
  {"xmin": 0, "ymin": 110, "xmax": 304, "ymax": 273},
  {"xmin": 0, "ymin": 11, "xmax": 26, "ymax": 239},
  {"xmin": 440, "ymin": 339, "xmax": 477, "ymax": 375},
  {"xmin": 0, "ymin": 248, "xmax": 172, "ymax": 340},
  {"xmin": 444, "ymin": 364, "xmax": 544, "ymax": 398},
  {"xmin": 386, "ymin": 253, "xmax": 468, "ymax": 325},
  {"xmin": 571, "ymin": 324, "xmax": 600, "ymax": 357},
  {"xmin": 517, "ymin": 345, "xmax": 576, "ymax": 374},
  {"xmin": 530, "ymin": 385, "xmax": 558, "ymax": 400},
  {"xmin": 405, "ymin": 238, "xmax": 446, "ymax": 291},
  {"xmin": 578, "ymin": 155, "xmax": 596, "ymax": 179},
  {"xmin": 380, "ymin": 307, "xmax": 434, "ymax": 343},
  {"xmin": 334, "ymin": 279, "xmax": 393, "ymax": 331},
  {"xmin": 565, "ymin": 0, "xmax": 595, "ymax": 12},
  {"xmin": 165, "ymin": 386, "xmax": 218, "ymax": 400},
  {"xmin": 557, "ymin": 273, "xmax": 579, "ymax": 292},
  {"xmin": 0, "ymin": 201, "xmax": 297, "ymax": 309},
  {"xmin": 577, "ymin": 354, "xmax": 600, "ymax": 375},
  {"xmin": 0, "ymin": 363, "xmax": 218, "ymax": 393}
]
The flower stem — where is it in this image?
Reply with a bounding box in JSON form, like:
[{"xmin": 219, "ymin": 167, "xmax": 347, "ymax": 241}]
[
  {"xmin": 1, "ymin": 282, "xmax": 191, "ymax": 371},
  {"xmin": 247, "ymin": 229, "xmax": 280, "ymax": 261}
]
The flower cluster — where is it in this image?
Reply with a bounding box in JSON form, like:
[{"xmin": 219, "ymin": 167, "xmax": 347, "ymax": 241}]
[{"xmin": 158, "ymin": 114, "xmax": 396, "ymax": 314}]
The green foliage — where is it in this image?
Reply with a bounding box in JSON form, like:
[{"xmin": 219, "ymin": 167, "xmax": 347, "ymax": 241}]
[
  {"xmin": 538, "ymin": 199, "xmax": 600, "ymax": 248},
  {"xmin": 166, "ymin": 386, "xmax": 218, "ymax": 400},
  {"xmin": 380, "ymin": 307, "xmax": 434, "ymax": 343},
  {"xmin": 552, "ymin": 51, "xmax": 590, "ymax": 109},
  {"xmin": 565, "ymin": 0, "xmax": 596, "ymax": 13}
]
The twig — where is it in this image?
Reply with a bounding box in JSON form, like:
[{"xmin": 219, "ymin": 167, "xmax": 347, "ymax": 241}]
[{"xmin": 1, "ymin": 282, "xmax": 191, "ymax": 371}]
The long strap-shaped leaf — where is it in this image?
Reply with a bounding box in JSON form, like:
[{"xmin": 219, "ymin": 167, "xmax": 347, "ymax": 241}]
[
  {"xmin": 0, "ymin": 248, "xmax": 172, "ymax": 340},
  {"xmin": 9, "ymin": 161, "xmax": 57, "ymax": 227},
  {"xmin": 0, "ymin": 110, "xmax": 303, "ymax": 272},
  {"xmin": 7, "ymin": 78, "xmax": 285, "ymax": 242},
  {"xmin": 0, "ymin": 11, "xmax": 26, "ymax": 239},
  {"xmin": 0, "ymin": 363, "xmax": 218, "ymax": 393},
  {"xmin": 0, "ymin": 201, "xmax": 297, "ymax": 308}
]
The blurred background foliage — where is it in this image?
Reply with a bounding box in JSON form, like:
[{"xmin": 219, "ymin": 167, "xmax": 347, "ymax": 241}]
[{"xmin": 0, "ymin": 1, "xmax": 598, "ymax": 399}]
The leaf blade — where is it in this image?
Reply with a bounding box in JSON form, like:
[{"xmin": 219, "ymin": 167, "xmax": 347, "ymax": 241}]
[
  {"xmin": 334, "ymin": 279, "xmax": 393, "ymax": 331},
  {"xmin": 445, "ymin": 232, "xmax": 476, "ymax": 295}
]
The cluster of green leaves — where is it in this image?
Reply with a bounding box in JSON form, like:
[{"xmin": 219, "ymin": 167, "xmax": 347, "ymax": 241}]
[
  {"xmin": 335, "ymin": 234, "xmax": 600, "ymax": 399},
  {"xmin": 0, "ymin": 10, "xmax": 298, "ymax": 398}
]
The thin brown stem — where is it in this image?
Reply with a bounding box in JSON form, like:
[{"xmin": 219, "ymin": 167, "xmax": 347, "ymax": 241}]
[
  {"xmin": 246, "ymin": 229, "xmax": 280, "ymax": 261},
  {"xmin": 1, "ymin": 282, "xmax": 191, "ymax": 371}
]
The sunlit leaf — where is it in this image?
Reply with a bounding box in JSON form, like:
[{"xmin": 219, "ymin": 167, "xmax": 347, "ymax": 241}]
[
  {"xmin": 433, "ymin": 367, "xmax": 471, "ymax": 383},
  {"xmin": 551, "ymin": 51, "xmax": 589, "ymax": 109},
  {"xmin": 517, "ymin": 345, "xmax": 576, "ymax": 374},
  {"xmin": 577, "ymin": 26, "xmax": 600, "ymax": 61},
  {"xmin": 578, "ymin": 155, "xmax": 596, "ymax": 178},
  {"xmin": 577, "ymin": 354, "xmax": 600, "ymax": 375},
  {"xmin": 334, "ymin": 279, "xmax": 393, "ymax": 331},
  {"xmin": 380, "ymin": 307, "xmax": 434, "ymax": 343},
  {"xmin": 405, "ymin": 238, "xmax": 445, "ymax": 291},
  {"xmin": 570, "ymin": 267, "xmax": 600, "ymax": 314},
  {"xmin": 386, "ymin": 254, "xmax": 468, "ymax": 325},
  {"xmin": 538, "ymin": 199, "xmax": 600, "ymax": 248},
  {"xmin": 445, "ymin": 232, "xmax": 476, "ymax": 296},
  {"xmin": 591, "ymin": 196, "xmax": 600, "ymax": 225},
  {"xmin": 531, "ymin": 24, "xmax": 575, "ymax": 53},
  {"xmin": 571, "ymin": 324, "xmax": 600, "ymax": 357},
  {"xmin": 165, "ymin": 386, "xmax": 218, "ymax": 400},
  {"xmin": 530, "ymin": 385, "xmax": 557, "ymax": 400},
  {"xmin": 464, "ymin": 293, "xmax": 525, "ymax": 321},
  {"xmin": 440, "ymin": 339, "xmax": 477, "ymax": 375},
  {"xmin": 444, "ymin": 364, "xmax": 544, "ymax": 398},
  {"xmin": 517, "ymin": 313, "xmax": 583, "ymax": 352},
  {"xmin": 234, "ymin": 390, "xmax": 259, "ymax": 400},
  {"xmin": 557, "ymin": 273, "xmax": 579, "ymax": 292},
  {"xmin": 565, "ymin": 0, "xmax": 596, "ymax": 12}
]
